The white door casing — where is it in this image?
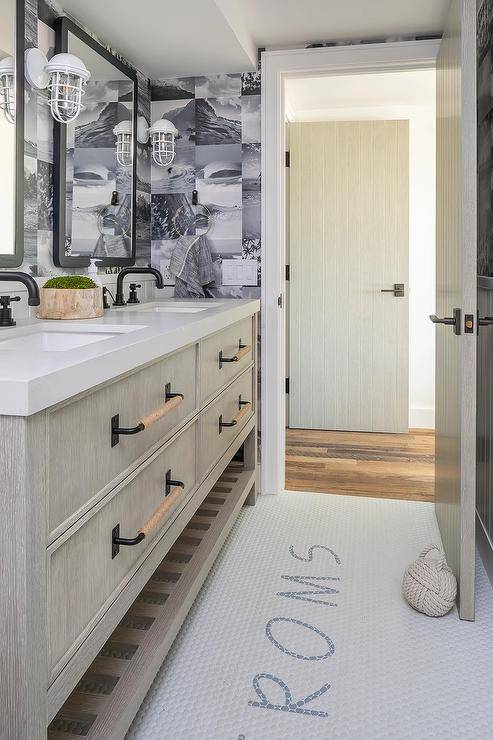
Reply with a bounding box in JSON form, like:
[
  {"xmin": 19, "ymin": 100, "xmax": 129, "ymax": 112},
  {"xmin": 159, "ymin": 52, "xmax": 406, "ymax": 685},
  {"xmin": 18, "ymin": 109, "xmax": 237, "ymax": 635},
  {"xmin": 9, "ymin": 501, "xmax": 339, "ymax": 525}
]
[{"xmin": 261, "ymin": 39, "xmax": 439, "ymax": 494}]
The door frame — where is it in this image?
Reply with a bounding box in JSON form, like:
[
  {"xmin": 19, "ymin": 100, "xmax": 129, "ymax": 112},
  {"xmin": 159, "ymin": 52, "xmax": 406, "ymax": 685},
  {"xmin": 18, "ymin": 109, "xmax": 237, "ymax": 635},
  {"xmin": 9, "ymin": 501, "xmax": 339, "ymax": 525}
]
[{"xmin": 260, "ymin": 39, "xmax": 440, "ymax": 495}]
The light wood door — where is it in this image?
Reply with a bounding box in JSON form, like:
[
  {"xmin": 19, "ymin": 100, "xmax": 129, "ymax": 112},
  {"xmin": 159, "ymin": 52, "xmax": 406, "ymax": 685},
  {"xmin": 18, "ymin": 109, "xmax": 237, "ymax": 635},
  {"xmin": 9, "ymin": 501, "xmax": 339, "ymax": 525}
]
[
  {"xmin": 433, "ymin": 0, "xmax": 477, "ymax": 621},
  {"xmin": 289, "ymin": 120, "xmax": 409, "ymax": 432}
]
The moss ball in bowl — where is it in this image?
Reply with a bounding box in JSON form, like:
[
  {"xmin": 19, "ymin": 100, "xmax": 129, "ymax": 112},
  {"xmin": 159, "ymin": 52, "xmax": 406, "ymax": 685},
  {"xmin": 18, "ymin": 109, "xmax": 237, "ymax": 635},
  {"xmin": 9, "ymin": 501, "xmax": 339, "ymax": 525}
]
[
  {"xmin": 38, "ymin": 275, "xmax": 103, "ymax": 320},
  {"xmin": 43, "ymin": 275, "xmax": 98, "ymax": 290}
]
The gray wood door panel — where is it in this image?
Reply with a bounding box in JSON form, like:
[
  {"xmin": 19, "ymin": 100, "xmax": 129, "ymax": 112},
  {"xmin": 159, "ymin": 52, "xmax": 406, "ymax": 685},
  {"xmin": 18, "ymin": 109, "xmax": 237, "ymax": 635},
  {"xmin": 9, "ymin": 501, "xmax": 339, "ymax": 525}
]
[{"xmin": 435, "ymin": 0, "xmax": 477, "ymax": 621}]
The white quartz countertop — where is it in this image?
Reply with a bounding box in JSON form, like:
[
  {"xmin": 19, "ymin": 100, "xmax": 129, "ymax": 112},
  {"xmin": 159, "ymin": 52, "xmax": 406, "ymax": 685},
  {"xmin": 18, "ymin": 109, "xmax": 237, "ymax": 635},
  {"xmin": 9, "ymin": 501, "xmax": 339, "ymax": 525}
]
[{"xmin": 0, "ymin": 298, "xmax": 260, "ymax": 416}]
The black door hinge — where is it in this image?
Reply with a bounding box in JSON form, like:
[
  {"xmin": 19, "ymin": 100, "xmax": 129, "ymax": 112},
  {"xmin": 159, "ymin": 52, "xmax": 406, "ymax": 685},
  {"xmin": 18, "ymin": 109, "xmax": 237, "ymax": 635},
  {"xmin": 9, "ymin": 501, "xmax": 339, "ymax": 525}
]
[
  {"xmin": 285, "ymin": 151, "xmax": 290, "ymax": 167},
  {"xmin": 286, "ymin": 264, "xmax": 290, "ymax": 281},
  {"xmin": 285, "ymin": 378, "xmax": 290, "ymax": 394}
]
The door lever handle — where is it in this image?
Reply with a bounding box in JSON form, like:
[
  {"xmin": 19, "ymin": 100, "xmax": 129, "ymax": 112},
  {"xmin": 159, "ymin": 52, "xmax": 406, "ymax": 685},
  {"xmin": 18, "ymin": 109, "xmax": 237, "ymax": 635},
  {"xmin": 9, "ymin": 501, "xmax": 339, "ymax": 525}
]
[
  {"xmin": 478, "ymin": 316, "xmax": 493, "ymax": 327},
  {"xmin": 429, "ymin": 308, "xmax": 461, "ymax": 335},
  {"xmin": 381, "ymin": 283, "xmax": 405, "ymax": 297}
]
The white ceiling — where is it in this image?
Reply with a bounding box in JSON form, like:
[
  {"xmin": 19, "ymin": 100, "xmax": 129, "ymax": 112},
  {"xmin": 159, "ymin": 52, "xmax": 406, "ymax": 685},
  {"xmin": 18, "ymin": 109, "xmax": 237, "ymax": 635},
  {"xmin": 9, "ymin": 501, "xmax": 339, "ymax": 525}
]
[
  {"xmin": 285, "ymin": 70, "xmax": 436, "ymax": 122},
  {"xmin": 59, "ymin": 0, "xmax": 449, "ymax": 78}
]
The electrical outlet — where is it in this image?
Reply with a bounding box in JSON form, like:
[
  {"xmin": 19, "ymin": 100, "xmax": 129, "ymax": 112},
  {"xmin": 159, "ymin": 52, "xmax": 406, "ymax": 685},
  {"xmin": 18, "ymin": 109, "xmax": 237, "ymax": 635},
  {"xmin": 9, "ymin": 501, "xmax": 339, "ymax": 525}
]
[{"xmin": 160, "ymin": 259, "xmax": 175, "ymax": 286}]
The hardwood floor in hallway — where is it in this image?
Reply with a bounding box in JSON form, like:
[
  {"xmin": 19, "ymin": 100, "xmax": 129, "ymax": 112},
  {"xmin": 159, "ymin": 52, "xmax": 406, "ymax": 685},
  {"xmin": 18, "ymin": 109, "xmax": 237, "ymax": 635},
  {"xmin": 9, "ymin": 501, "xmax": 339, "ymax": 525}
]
[{"xmin": 285, "ymin": 428, "xmax": 435, "ymax": 502}]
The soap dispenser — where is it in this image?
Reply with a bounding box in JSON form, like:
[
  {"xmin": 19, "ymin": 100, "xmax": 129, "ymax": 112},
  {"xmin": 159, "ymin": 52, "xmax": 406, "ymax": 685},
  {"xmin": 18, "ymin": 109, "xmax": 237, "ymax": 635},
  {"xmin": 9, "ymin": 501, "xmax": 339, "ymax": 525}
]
[{"xmin": 88, "ymin": 259, "xmax": 102, "ymax": 287}]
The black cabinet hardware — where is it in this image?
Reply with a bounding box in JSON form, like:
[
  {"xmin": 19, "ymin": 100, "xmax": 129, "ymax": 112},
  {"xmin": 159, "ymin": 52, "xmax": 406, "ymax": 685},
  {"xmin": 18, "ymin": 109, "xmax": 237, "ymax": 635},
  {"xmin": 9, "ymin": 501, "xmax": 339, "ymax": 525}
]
[
  {"xmin": 219, "ymin": 395, "xmax": 251, "ymax": 433},
  {"xmin": 429, "ymin": 308, "xmax": 461, "ymax": 335},
  {"xmin": 112, "ymin": 470, "xmax": 184, "ymax": 558},
  {"xmin": 111, "ymin": 384, "xmax": 184, "ymax": 446},
  {"xmin": 381, "ymin": 283, "xmax": 405, "ymax": 297},
  {"xmin": 219, "ymin": 339, "xmax": 250, "ymax": 369}
]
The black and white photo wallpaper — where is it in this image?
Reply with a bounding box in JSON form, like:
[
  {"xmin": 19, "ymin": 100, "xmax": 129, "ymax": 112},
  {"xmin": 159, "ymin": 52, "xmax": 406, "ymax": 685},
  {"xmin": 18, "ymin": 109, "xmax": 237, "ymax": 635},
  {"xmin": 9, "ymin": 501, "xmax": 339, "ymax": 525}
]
[
  {"xmin": 150, "ymin": 73, "xmax": 261, "ymax": 298},
  {"xmin": 478, "ymin": 0, "xmax": 493, "ymax": 277}
]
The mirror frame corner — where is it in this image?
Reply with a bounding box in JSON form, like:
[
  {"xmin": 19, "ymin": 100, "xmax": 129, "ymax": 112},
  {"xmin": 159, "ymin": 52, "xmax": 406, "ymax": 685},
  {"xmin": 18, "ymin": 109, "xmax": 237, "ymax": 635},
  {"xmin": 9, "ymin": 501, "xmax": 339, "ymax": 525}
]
[{"xmin": 52, "ymin": 16, "xmax": 138, "ymax": 269}]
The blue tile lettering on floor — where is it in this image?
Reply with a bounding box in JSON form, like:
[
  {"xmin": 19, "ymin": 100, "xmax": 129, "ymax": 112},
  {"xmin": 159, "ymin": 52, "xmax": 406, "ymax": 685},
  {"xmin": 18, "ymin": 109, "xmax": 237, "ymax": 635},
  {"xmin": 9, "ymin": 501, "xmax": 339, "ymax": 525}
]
[
  {"xmin": 248, "ymin": 673, "xmax": 330, "ymax": 718},
  {"xmin": 277, "ymin": 575, "xmax": 340, "ymax": 606},
  {"xmin": 289, "ymin": 544, "xmax": 341, "ymax": 565},
  {"xmin": 265, "ymin": 617, "xmax": 336, "ymax": 661}
]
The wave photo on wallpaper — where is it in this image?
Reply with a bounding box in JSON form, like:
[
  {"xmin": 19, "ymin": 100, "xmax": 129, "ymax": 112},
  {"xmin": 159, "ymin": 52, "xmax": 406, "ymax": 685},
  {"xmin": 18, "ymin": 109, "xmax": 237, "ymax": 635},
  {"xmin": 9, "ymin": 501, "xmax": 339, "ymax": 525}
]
[
  {"xmin": 152, "ymin": 100, "xmax": 196, "ymax": 145},
  {"xmin": 195, "ymin": 98, "xmax": 242, "ymax": 146}
]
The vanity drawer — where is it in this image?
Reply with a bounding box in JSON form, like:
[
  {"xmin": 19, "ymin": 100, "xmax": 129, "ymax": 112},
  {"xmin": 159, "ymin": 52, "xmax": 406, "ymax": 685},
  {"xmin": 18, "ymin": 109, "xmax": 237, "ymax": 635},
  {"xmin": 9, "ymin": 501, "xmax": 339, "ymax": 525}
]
[
  {"xmin": 47, "ymin": 344, "xmax": 197, "ymax": 538},
  {"xmin": 48, "ymin": 421, "xmax": 197, "ymax": 678},
  {"xmin": 199, "ymin": 368, "xmax": 255, "ymax": 477},
  {"xmin": 200, "ymin": 317, "xmax": 254, "ymax": 403}
]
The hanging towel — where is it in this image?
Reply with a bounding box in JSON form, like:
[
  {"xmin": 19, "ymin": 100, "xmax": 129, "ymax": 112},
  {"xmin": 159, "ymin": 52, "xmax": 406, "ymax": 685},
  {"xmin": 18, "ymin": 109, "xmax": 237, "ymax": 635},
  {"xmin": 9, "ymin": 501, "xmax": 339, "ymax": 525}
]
[{"xmin": 170, "ymin": 234, "xmax": 215, "ymax": 297}]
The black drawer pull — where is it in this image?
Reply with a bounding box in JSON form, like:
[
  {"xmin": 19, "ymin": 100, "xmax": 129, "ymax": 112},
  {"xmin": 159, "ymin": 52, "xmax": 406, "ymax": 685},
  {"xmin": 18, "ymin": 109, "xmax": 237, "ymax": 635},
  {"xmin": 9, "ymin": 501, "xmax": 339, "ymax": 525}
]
[
  {"xmin": 111, "ymin": 383, "xmax": 184, "ymax": 447},
  {"xmin": 218, "ymin": 339, "xmax": 251, "ymax": 369},
  {"xmin": 218, "ymin": 395, "xmax": 253, "ymax": 434},
  {"xmin": 112, "ymin": 470, "xmax": 185, "ymax": 557}
]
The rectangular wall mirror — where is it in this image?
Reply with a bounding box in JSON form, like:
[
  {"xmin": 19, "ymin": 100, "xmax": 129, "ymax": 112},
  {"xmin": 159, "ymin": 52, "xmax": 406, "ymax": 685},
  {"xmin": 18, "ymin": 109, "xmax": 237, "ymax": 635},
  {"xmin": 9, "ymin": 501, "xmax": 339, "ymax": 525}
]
[
  {"xmin": 53, "ymin": 17, "xmax": 137, "ymax": 267},
  {"xmin": 0, "ymin": 0, "xmax": 24, "ymax": 267}
]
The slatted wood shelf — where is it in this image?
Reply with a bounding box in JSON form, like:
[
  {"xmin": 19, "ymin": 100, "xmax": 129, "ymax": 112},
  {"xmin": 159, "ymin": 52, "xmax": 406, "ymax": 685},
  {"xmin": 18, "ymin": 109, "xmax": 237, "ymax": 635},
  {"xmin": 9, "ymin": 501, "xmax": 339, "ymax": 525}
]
[{"xmin": 47, "ymin": 465, "xmax": 255, "ymax": 740}]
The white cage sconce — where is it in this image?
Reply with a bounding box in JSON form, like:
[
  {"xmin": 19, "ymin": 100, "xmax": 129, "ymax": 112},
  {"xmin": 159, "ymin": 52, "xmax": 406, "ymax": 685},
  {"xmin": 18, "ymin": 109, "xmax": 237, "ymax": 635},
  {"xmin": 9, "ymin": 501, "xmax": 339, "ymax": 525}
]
[
  {"xmin": 24, "ymin": 47, "xmax": 90, "ymax": 124},
  {"xmin": 148, "ymin": 119, "xmax": 179, "ymax": 167},
  {"xmin": 0, "ymin": 56, "xmax": 15, "ymax": 124},
  {"xmin": 135, "ymin": 117, "xmax": 178, "ymax": 168},
  {"xmin": 113, "ymin": 120, "xmax": 133, "ymax": 167}
]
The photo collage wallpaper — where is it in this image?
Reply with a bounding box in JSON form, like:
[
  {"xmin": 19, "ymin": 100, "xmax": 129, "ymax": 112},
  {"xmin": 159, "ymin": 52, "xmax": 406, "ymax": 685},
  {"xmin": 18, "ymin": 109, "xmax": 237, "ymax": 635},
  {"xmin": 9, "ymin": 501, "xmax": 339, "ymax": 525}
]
[
  {"xmin": 149, "ymin": 73, "xmax": 261, "ymax": 298},
  {"xmin": 478, "ymin": 0, "xmax": 493, "ymax": 277}
]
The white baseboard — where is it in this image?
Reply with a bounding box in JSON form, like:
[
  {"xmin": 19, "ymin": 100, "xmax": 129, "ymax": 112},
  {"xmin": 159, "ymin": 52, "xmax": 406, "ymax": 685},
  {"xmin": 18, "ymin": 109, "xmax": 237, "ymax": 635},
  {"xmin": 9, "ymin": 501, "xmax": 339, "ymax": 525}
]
[{"xmin": 409, "ymin": 407, "xmax": 435, "ymax": 429}]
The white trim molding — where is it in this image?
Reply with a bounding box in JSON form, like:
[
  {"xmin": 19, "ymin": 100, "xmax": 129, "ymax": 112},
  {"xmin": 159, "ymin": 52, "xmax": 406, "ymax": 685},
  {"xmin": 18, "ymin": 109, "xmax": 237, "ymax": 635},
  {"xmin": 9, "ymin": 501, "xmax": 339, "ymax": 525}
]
[{"xmin": 260, "ymin": 40, "xmax": 440, "ymax": 495}]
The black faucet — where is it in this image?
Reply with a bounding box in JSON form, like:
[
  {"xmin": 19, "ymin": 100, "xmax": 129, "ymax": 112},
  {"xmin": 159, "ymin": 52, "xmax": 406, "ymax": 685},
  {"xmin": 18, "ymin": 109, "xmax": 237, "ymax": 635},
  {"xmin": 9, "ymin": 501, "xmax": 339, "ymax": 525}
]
[
  {"xmin": 0, "ymin": 273, "xmax": 40, "ymax": 327},
  {"xmin": 113, "ymin": 267, "xmax": 164, "ymax": 306},
  {"xmin": 0, "ymin": 272, "xmax": 40, "ymax": 305}
]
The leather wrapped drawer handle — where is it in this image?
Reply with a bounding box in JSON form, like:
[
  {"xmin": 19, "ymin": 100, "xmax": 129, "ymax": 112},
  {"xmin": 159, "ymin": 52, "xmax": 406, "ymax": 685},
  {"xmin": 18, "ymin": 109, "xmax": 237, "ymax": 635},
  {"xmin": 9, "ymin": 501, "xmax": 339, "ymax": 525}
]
[
  {"xmin": 111, "ymin": 384, "xmax": 184, "ymax": 447},
  {"xmin": 219, "ymin": 339, "xmax": 252, "ymax": 369},
  {"xmin": 112, "ymin": 471, "xmax": 185, "ymax": 558},
  {"xmin": 219, "ymin": 398, "xmax": 252, "ymax": 433}
]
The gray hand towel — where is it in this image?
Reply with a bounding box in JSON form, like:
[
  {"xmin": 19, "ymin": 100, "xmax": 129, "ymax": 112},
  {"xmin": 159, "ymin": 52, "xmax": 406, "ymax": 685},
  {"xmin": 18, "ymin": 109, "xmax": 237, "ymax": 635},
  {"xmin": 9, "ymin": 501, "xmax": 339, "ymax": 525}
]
[{"xmin": 170, "ymin": 234, "xmax": 215, "ymax": 298}]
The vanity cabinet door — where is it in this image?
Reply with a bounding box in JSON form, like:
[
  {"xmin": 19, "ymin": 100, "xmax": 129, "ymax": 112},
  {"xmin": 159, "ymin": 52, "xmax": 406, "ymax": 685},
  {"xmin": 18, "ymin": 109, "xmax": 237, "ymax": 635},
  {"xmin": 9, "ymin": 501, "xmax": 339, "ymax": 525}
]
[
  {"xmin": 47, "ymin": 344, "xmax": 198, "ymax": 540},
  {"xmin": 199, "ymin": 367, "xmax": 255, "ymax": 478},
  {"xmin": 200, "ymin": 317, "xmax": 254, "ymax": 404},
  {"xmin": 47, "ymin": 421, "xmax": 197, "ymax": 680}
]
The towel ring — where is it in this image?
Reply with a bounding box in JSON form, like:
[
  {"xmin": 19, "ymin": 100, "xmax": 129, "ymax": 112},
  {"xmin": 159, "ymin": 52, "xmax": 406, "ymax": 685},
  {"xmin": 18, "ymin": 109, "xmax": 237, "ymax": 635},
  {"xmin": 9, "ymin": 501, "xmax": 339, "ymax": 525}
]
[
  {"xmin": 173, "ymin": 201, "xmax": 213, "ymax": 238},
  {"xmin": 97, "ymin": 191, "xmax": 131, "ymax": 237}
]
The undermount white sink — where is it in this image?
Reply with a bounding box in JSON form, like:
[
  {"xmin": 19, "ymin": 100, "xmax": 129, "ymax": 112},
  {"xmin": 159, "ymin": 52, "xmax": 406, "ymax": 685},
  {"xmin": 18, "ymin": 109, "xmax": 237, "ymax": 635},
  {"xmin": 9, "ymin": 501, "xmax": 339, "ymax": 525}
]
[
  {"xmin": 127, "ymin": 301, "xmax": 225, "ymax": 314},
  {"xmin": 0, "ymin": 323, "xmax": 145, "ymax": 352},
  {"xmin": 136, "ymin": 305, "xmax": 209, "ymax": 314}
]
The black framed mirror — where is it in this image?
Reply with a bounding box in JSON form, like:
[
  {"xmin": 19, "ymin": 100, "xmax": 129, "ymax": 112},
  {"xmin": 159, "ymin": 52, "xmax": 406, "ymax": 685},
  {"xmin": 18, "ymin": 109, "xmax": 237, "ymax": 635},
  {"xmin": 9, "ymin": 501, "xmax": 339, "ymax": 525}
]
[
  {"xmin": 53, "ymin": 17, "xmax": 137, "ymax": 268},
  {"xmin": 0, "ymin": 0, "xmax": 25, "ymax": 267}
]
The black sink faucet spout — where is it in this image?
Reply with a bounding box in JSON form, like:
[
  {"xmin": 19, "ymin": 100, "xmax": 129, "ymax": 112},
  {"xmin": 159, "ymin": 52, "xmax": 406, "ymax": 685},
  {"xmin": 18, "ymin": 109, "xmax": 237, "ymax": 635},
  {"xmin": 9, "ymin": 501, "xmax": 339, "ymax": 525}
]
[
  {"xmin": 0, "ymin": 272, "xmax": 40, "ymax": 306},
  {"xmin": 113, "ymin": 267, "xmax": 165, "ymax": 306}
]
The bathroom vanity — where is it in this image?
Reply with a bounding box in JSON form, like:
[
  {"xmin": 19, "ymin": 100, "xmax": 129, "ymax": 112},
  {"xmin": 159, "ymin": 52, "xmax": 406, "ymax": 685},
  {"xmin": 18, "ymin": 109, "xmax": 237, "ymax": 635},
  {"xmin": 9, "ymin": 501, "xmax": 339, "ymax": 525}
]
[{"xmin": 0, "ymin": 298, "xmax": 259, "ymax": 739}]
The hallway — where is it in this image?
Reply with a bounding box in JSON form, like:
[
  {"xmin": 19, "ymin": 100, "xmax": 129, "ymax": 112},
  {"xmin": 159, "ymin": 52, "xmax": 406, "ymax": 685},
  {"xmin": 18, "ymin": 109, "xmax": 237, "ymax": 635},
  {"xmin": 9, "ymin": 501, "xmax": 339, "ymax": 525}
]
[{"xmin": 285, "ymin": 429, "xmax": 435, "ymax": 501}]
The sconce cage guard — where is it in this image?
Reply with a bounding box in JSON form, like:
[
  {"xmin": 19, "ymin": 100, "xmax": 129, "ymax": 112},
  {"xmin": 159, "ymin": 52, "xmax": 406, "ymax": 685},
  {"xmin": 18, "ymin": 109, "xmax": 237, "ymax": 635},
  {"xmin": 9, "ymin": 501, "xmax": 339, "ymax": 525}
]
[
  {"xmin": 115, "ymin": 130, "xmax": 132, "ymax": 167},
  {"xmin": 151, "ymin": 131, "xmax": 176, "ymax": 167},
  {"xmin": 47, "ymin": 70, "xmax": 86, "ymax": 123}
]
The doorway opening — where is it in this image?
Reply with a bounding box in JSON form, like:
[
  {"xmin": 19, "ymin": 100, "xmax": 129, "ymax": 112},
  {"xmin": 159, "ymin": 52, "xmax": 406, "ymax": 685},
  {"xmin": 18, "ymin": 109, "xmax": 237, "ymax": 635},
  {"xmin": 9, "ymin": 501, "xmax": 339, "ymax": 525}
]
[{"xmin": 284, "ymin": 68, "xmax": 437, "ymax": 502}]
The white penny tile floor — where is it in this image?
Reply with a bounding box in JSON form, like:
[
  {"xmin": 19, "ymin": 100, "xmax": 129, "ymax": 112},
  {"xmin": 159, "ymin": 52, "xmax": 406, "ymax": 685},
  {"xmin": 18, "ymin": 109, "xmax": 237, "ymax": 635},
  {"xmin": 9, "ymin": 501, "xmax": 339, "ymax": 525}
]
[{"xmin": 127, "ymin": 492, "xmax": 493, "ymax": 740}]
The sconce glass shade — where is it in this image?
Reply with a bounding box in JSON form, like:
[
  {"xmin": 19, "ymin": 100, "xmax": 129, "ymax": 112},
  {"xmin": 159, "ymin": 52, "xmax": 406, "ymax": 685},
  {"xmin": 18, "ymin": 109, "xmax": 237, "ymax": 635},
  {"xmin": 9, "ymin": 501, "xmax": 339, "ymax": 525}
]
[
  {"xmin": 113, "ymin": 120, "xmax": 133, "ymax": 167},
  {"xmin": 148, "ymin": 119, "xmax": 178, "ymax": 167},
  {"xmin": 45, "ymin": 53, "xmax": 90, "ymax": 123},
  {"xmin": 0, "ymin": 56, "xmax": 15, "ymax": 124}
]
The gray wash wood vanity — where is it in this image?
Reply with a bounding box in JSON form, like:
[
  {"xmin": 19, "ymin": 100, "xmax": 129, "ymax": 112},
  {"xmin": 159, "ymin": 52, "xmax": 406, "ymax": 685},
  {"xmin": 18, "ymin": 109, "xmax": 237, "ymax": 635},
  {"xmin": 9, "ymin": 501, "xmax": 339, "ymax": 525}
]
[{"xmin": 0, "ymin": 309, "xmax": 258, "ymax": 739}]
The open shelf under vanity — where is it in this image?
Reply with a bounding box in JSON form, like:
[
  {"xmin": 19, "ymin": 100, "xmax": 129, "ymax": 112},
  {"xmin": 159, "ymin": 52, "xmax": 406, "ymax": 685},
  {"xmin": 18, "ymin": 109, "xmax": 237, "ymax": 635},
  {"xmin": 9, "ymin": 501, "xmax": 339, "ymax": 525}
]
[{"xmin": 48, "ymin": 463, "xmax": 255, "ymax": 739}]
